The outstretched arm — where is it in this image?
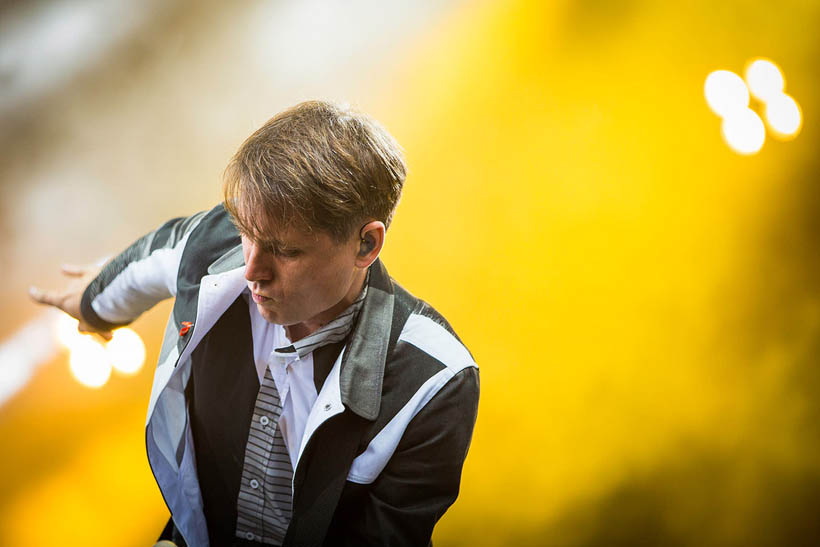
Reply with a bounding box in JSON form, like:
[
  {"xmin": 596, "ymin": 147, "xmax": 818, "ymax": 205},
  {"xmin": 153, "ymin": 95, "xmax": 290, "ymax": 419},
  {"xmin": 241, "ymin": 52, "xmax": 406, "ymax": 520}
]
[{"xmin": 30, "ymin": 211, "xmax": 208, "ymax": 334}]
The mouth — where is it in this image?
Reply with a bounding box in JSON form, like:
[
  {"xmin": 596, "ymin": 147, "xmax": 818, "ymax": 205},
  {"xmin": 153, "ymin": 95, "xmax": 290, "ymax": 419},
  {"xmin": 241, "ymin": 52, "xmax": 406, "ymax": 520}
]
[{"xmin": 252, "ymin": 292, "xmax": 272, "ymax": 304}]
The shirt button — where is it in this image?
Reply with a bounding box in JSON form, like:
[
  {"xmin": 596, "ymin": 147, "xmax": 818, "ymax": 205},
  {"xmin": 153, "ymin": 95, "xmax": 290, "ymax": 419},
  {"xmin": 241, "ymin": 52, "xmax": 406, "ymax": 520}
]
[
  {"xmin": 250, "ymin": 479, "xmax": 259, "ymax": 489},
  {"xmin": 245, "ymin": 531, "xmax": 254, "ymax": 540},
  {"xmin": 323, "ymin": 403, "xmax": 332, "ymax": 411},
  {"xmin": 260, "ymin": 416, "xmax": 270, "ymax": 426}
]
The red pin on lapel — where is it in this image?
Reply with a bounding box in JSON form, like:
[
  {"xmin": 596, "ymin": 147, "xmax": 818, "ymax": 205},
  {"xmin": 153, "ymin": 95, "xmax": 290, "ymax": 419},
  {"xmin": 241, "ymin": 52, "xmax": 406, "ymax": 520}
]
[{"xmin": 179, "ymin": 321, "xmax": 193, "ymax": 336}]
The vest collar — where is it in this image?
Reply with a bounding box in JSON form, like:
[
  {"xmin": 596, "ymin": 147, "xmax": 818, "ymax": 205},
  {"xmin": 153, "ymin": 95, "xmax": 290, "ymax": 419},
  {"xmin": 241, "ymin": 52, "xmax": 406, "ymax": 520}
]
[
  {"xmin": 339, "ymin": 258, "xmax": 395, "ymax": 421},
  {"xmin": 207, "ymin": 243, "xmax": 244, "ymax": 274}
]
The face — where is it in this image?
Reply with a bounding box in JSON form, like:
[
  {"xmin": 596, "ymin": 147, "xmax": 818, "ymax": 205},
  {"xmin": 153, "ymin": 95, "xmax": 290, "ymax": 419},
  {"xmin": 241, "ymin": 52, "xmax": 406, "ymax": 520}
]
[{"xmin": 240, "ymin": 220, "xmax": 362, "ymax": 328}]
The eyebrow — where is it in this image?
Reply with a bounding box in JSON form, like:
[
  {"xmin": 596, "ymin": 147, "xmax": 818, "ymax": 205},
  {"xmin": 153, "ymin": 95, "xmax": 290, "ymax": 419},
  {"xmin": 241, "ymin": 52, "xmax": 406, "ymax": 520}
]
[
  {"xmin": 257, "ymin": 237, "xmax": 285, "ymax": 249},
  {"xmin": 256, "ymin": 235, "xmax": 303, "ymax": 252},
  {"xmin": 235, "ymin": 218, "xmax": 312, "ymax": 251}
]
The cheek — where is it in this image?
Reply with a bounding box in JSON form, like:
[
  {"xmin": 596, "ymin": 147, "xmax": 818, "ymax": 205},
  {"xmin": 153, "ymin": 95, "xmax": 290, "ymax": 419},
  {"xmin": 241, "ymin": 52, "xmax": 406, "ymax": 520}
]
[
  {"xmin": 298, "ymin": 261, "xmax": 346, "ymax": 300},
  {"xmin": 276, "ymin": 262, "xmax": 313, "ymax": 298}
]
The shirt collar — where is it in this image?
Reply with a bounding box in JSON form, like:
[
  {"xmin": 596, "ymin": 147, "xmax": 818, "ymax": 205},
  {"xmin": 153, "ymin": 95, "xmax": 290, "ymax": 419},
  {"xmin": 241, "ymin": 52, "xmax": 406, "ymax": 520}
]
[{"xmin": 242, "ymin": 260, "xmax": 397, "ymax": 421}]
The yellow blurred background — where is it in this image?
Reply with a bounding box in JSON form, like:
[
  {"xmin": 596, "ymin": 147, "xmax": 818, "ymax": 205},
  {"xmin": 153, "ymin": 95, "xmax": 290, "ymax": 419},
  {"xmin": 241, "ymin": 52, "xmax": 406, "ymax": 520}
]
[{"xmin": 2, "ymin": 0, "xmax": 819, "ymax": 545}]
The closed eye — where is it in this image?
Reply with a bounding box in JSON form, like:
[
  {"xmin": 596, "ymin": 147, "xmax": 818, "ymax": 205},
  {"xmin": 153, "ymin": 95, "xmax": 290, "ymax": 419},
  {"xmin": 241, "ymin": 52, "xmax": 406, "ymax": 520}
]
[
  {"xmin": 260, "ymin": 241, "xmax": 301, "ymax": 258},
  {"xmin": 276, "ymin": 248, "xmax": 302, "ymax": 258},
  {"xmin": 239, "ymin": 229, "xmax": 301, "ymax": 258}
]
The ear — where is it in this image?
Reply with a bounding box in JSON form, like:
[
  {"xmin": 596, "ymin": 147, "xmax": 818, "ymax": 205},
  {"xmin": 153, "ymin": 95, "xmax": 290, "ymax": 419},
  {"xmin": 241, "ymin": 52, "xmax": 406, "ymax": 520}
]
[{"xmin": 355, "ymin": 220, "xmax": 386, "ymax": 268}]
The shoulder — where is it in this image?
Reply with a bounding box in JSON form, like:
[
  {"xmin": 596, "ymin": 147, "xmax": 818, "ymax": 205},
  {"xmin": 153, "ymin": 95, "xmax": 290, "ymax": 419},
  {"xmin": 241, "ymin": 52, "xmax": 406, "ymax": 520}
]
[
  {"xmin": 348, "ymin": 278, "xmax": 479, "ymax": 484},
  {"xmin": 185, "ymin": 204, "xmax": 239, "ymax": 250},
  {"xmin": 371, "ymin": 279, "xmax": 478, "ymax": 436},
  {"xmin": 178, "ymin": 204, "xmax": 241, "ymax": 279},
  {"xmin": 389, "ymin": 280, "xmax": 477, "ymax": 375}
]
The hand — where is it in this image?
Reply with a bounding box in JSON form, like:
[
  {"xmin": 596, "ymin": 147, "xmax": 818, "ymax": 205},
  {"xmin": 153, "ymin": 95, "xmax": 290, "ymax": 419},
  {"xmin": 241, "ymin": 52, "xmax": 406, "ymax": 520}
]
[{"xmin": 29, "ymin": 264, "xmax": 113, "ymax": 341}]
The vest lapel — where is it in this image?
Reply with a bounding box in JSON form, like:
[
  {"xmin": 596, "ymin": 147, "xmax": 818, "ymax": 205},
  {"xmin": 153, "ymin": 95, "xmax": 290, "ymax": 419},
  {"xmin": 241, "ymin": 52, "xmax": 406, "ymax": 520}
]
[{"xmin": 284, "ymin": 409, "xmax": 369, "ymax": 547}]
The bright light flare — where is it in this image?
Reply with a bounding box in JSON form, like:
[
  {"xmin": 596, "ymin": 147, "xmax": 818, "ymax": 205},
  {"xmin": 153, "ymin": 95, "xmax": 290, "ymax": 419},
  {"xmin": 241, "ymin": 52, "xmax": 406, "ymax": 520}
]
[
  {"xmin": 704, "ymin": 70, "xmax": 749, "ymax": 118},
  {"xmin": 55, "ymin": 313, "xmax": 81, "ymax": 348},
  {"xmin": 721, "ymin": 108, "xmax": 766, "ymax": 155},
  {"xmin": 765, "ymin": 93, "xmax": 802, "ymax": 139},
  {"xmin": 745, "ymin": 59, "xmax": 785, "ymax": 102},
  {"xmin": 53, "ymin": 311, "xmax": 146, "ymax": 387},
  {"xmin": 106, "ymin": 328, "xmax": 146, "ymax": 375},
  {"xmin": 0, "ymin": 315, "xmax": 59, "ymax": 407},
  {"xmin": 68, "ymin": 336, "xmax": 112, "ymax": 388}
]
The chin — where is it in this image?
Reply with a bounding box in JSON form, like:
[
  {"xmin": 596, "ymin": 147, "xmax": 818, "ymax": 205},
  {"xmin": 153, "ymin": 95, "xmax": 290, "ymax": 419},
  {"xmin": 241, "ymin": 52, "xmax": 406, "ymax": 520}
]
[{"xmin": 257, "ymin": 305, "xmax": 283, "ymax": 325}]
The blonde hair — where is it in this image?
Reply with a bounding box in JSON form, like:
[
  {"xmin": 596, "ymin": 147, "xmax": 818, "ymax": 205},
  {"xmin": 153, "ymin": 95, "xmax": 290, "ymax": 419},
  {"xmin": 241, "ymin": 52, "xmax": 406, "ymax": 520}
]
[{"xmin": 224, "ymin": 100, "xmax": 406, "ymax": 242}]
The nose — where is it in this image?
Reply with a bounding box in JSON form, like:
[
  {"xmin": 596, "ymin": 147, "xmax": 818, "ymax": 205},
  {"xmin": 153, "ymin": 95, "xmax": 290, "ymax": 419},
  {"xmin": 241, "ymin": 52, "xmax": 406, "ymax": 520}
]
[{"xmin": 244, "ymin": 240, "xmax": 273, "ymax": 283}]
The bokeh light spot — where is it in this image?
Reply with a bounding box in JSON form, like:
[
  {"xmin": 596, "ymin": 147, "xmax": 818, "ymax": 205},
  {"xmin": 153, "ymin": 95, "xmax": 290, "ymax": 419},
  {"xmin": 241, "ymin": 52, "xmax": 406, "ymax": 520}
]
[
  {"xmin": 68, "ymin": 337, "xmax": 112, "ymax": 388},
  {"xmin": 721, "ymin": 108, "xmax": 765, "ymax": 155},
  {"xmin": 55, "ymin": 313, "xmax": 81, "ymax": 348},
  {"xmin": 106, "ymin": 328, "xmax": 146, "ymax": 375},
  {"xmin": 765, "ymin": 93, "xmax": 802, "ymax": 139},
  {"xmin": 745, "ymin": 59, "xmax": 785, "ymax": 102},
  {"xmin": 704, "ymin": 70, "xmax": 749, "ymax": 118},
  {"xmin": 53, "ymin": 312, "xmax": 147, "ymax": 385}
]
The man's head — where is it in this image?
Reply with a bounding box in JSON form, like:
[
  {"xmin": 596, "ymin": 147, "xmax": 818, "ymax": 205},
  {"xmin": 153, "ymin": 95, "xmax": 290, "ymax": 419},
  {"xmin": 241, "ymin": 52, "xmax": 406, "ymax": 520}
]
[
  {"xmin": 223, "ymin": 101, "xmax": 407, "ymax": 331},
  {"xmin": 224, "ymin": 100, "xmax": 406, "ymax": 244}
]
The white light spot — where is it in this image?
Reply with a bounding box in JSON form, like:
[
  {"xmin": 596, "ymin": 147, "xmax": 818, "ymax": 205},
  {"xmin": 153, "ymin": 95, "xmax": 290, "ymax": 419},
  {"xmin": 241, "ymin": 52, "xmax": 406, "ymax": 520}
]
[
  {"xmin": 106, "ymin": 328, "xmax": 146, "ymax": 375},
  {"xmin": 765, "ymin": 93, "xmax": 802, "ymax": 139},
  {"xmin": 55, "ymin": 313, "xmax": 81, "ymax": 348},
  {"xmin": 0, "ymin": 314, "xmax": 59, "ymax": 407},
  {"xmin": 745, "ymin": 59, "xmax": 785, "ymax": 103},
  {"xmin": 721, "ymin": 108, "xmax": 766, "ymax": 155},
  {"xmin": 705, "ymin": 70, "xmax": 749, "ymax": 118},
  {"xmin": 69, "ymin": 337, "xmax": 111, "ymax": 388}
]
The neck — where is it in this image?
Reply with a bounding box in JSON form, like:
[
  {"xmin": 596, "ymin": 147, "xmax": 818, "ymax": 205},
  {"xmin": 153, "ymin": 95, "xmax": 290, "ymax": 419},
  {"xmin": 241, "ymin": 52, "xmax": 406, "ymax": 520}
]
[{"xmin": 284, "ymin": 267, "xmax": 367, "ymax": 342}]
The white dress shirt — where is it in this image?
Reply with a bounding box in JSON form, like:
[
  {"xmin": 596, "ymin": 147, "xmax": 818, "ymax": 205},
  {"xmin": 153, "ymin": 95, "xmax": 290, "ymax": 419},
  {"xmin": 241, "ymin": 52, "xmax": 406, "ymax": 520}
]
[
  {"xmin": 246, "ymin": 305, "xmax": 319, "ymax": 467},
  {"xmin": 243, "ymin": 278, "xmax": 368, "ymax": 468}
]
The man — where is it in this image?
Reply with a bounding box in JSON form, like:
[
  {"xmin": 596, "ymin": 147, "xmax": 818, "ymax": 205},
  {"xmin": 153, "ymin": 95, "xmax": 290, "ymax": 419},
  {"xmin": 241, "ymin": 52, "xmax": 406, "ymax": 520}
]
[{"xmin": 30, "ymin": 100, "xmax": 479, "ymax": 546}]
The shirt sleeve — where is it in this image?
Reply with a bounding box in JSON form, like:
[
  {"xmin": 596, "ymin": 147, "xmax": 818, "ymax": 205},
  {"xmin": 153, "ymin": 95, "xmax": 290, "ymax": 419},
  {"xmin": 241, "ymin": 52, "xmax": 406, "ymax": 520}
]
[{"xmin": 80, "ymin": 210, "xmax": 209, "ymax": 331}]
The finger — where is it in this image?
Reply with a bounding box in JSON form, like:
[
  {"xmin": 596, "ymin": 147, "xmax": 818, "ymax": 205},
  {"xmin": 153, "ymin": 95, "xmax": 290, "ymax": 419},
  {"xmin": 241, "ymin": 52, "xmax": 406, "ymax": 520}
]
[
  {"xmin": 60, "ymin": 264, "xmax": 86, "ymax": 277},
  {"xmin": 28, "ymin": 286, "xmax": 64, "ymax": 308}
]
